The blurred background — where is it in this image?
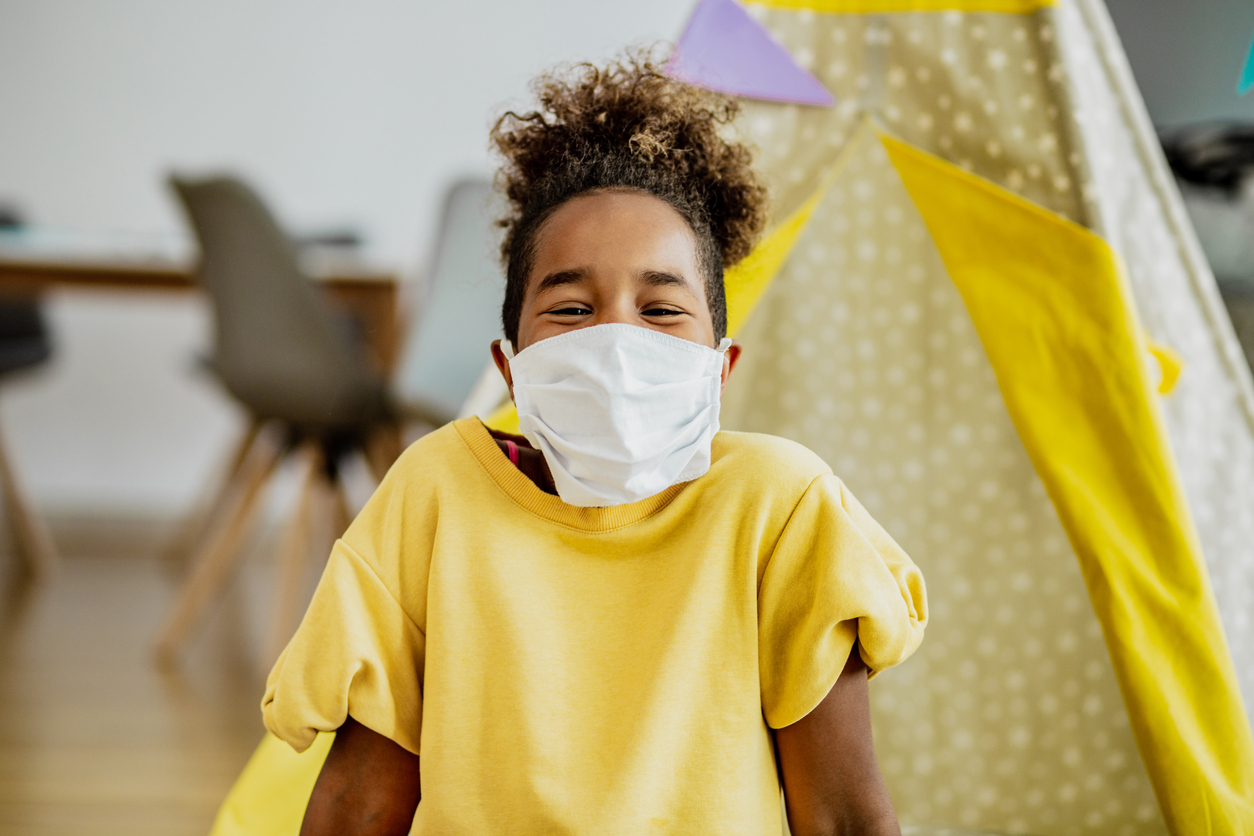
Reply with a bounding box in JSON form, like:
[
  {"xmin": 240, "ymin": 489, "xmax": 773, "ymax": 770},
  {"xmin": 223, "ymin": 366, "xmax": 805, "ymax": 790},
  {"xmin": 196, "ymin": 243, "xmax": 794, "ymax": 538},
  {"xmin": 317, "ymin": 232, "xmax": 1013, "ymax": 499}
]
[
  {"xmin": 1, "ymin": 0, "xmax": 1250, "ymax": 534},
  {"xmin": 0, "ymin": 0, "xmax": 1251, "ymax": 834},
  {"xmin": 0, "ymin": 0, "xmax": 690, "ymax": 522},
  {"xmin": 0, "ymin": 3, "xmax": 694, "ymax": 833}
]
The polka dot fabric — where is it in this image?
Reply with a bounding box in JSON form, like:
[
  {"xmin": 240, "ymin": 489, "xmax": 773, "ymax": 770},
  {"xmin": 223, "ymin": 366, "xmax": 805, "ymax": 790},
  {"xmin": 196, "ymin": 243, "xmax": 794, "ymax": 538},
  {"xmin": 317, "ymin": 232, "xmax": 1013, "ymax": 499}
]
[
  {"xmin": 721, "ymin": 127, "xmax": 1164, "ymax": 836},
  {"xmin": 716, "ymin": 1, "xmax": 1254, "ymax": 831},
  {"xmin": 735, "ymin": 5, "xmax": 1090, "ymax": 227}
]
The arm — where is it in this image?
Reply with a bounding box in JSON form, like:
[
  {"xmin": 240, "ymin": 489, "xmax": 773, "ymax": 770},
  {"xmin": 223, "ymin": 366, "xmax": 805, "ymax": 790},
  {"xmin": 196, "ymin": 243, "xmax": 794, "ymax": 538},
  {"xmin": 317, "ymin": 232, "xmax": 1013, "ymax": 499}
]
[
  {"xmin": 300, "ymin": 717, "xmax": 422, "ymax": 836},
  {"xmin": 773, "ymin": 645, "xmax": 900, "ymax": 836}
]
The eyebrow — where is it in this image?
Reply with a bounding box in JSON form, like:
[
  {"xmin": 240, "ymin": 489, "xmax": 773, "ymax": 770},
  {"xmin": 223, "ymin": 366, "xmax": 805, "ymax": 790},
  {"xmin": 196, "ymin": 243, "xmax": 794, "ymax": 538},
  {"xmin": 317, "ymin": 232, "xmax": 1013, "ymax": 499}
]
[
  {"xmin": 535, "ymin": 269, "xmax": 588, "ymax": 294},
  {"xmin": 640, "ymin": 271, "xmax": 694, "ymax": 294},
  {"xmin": 534, "ymin": 268, "xmax": 697, "ymax": 296}
]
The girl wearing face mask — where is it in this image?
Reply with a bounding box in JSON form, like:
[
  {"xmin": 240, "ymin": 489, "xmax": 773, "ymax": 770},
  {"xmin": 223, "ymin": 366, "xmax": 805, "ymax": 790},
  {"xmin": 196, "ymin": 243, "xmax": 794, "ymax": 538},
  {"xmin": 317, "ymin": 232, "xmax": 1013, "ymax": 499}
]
[{"xmin": 262, "ymin": 52, "xmax": 927, "ymax": 836}]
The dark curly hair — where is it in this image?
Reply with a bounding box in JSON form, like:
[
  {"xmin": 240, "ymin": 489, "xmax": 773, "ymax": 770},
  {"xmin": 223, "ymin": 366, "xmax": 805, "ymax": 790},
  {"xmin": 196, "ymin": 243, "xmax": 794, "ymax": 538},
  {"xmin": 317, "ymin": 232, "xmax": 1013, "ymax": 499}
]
[{"xmin": 490, "ymin": 50, "xmax": 769, "ymax": 347}]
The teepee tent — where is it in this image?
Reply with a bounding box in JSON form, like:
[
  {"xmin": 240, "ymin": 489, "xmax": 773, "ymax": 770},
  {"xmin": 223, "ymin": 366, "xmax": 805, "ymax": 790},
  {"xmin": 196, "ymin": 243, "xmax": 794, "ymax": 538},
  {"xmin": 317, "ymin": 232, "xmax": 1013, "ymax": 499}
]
[
  {"xmin": 209, "ymin": 1, "xmax": 1254, "ymax": 834},
  {"xmin": 699, "ymin": 0, "xmax": 1254, "ymax": 832}
]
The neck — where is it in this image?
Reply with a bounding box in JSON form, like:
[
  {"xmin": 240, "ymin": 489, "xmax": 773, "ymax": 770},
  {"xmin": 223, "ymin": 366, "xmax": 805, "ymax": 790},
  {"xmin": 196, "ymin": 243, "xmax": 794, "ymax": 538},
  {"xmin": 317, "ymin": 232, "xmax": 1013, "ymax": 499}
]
[{"xmin": 496, "ymin": 438, "xmax": 557, "ymax": 495}]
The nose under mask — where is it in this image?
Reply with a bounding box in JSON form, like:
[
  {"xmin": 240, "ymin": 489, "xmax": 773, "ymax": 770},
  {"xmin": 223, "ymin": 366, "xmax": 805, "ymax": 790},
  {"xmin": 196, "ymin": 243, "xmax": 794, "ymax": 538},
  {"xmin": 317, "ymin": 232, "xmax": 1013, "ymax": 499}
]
[{"xmin": 503, "ymin": 324, "xmax": 732, "ymax": 507}]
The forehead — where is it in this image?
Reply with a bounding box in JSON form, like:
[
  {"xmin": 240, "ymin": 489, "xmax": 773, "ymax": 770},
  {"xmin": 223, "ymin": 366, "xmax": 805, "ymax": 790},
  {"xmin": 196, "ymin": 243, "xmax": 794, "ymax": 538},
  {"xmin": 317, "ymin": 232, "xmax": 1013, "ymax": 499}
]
[{"xmin": 528, "ymin": 190, "xmax": 701, "ymax": 285}]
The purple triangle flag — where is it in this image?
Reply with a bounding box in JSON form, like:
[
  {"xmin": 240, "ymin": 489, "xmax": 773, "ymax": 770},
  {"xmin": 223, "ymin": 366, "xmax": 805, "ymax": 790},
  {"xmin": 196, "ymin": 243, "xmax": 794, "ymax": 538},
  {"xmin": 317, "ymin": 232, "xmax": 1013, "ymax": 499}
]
[{"xmin": 667, "ymin": 0, "xmax": 834, "ymax": 107}]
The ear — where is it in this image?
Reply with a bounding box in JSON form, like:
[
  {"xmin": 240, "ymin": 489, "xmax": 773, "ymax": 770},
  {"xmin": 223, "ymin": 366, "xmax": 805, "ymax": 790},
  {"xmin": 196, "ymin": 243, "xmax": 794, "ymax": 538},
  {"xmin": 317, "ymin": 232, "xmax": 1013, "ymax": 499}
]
[
  {"xmin": 719, "ymin": 340, "xmax": 742, "ymax": 397},
  {"xmin": 490, "ymin": 340, "xmax": 515, "ymax": 401}
]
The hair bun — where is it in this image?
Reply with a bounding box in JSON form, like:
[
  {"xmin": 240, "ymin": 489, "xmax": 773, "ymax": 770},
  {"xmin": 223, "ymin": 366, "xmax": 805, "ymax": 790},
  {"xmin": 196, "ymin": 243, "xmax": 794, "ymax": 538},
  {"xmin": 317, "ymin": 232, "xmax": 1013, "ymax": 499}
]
[{"xmin": 491, "ymin": 48, "xmax": 769, "ymax": 270}]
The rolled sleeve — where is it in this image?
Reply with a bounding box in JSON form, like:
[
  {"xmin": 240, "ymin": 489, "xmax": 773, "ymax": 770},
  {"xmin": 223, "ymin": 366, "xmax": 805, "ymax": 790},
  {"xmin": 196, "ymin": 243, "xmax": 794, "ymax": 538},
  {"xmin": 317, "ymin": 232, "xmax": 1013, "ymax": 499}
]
[
  {"xmin": 758, "ymin": 474, "xmax": 927, "ymax": 729},
  {"xmin": 262, "ymin": 540, "xmax": 426, "ymax": 755}
]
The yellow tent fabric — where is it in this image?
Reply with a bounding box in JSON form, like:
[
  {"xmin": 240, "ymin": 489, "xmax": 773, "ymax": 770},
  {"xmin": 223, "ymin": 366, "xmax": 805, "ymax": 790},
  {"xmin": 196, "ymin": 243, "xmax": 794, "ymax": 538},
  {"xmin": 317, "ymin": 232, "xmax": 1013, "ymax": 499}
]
[
  {"xmin": 880, "ymin": 132, "xmax": 1254, "ymax": 833},
  {"xmin": 209, "ymin": 732, "xmax": 333, "ymax": 836},
  {"xmin": 1147, "ymin": 340, "xmax": 1184, "ymax": 396},
  {"xmin": 745, "ymin": 0, "xmax": 1055, "ymax": 13}
]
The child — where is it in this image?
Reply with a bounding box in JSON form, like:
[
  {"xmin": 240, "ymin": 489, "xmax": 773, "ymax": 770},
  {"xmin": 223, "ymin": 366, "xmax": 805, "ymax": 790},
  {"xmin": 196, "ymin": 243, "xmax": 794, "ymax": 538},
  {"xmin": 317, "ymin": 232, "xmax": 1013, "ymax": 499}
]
[{"xmin": 262, "ymin": 53, "xmax": 927, "ymax": 836}]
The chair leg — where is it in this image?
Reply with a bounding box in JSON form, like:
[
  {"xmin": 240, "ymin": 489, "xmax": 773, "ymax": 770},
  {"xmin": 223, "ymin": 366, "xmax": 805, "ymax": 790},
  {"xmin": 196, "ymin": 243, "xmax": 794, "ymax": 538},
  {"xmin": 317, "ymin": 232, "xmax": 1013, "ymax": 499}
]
[
  {"xmin": 264, "ymin": 440, "xmax": 323, "ymax": 666},
  {"xmin": 332, "ymin": 477, "xmax": 355, "ymax": 538},
  {"xmin": 161, "ymin": 418, "xmax": 263, "ymax": 572},
  {"xmin": 0, "ymin": 413, "xmax": 57, "ymax": 579},
  {"xmin": 154, "ymin": 432, "xmax": 285, "ymax": 664},
  {"xmin": 365, "ymin": 422, "xmax": 403, "ymax": 484}
]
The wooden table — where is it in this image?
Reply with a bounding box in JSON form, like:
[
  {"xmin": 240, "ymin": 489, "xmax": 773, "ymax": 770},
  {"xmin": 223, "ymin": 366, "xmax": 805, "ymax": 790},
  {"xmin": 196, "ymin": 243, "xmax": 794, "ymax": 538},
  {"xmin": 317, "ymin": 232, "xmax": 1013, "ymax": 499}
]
[
  {"xmin": 0, "ymin": 245, "xmax": 403, "ymax": 580},
  {"xmin": 0, "ymin": 252, "xmax": 402, "ymax": 372}
]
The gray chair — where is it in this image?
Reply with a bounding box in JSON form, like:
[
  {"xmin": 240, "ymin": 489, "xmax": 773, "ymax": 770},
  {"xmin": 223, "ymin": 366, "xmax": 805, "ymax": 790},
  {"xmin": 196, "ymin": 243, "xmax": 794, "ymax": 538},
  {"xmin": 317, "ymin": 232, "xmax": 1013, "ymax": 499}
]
[
  {"xmin": 172, "ymin": 176, "xmax": 390, "ymax": 430},
  {"xmin": 155, "ymin": 175, "xmax": 399, "ymax": 664},
  {"xmin": 392, "ymin": 178, "xmax": 508, "ymax": 426}
]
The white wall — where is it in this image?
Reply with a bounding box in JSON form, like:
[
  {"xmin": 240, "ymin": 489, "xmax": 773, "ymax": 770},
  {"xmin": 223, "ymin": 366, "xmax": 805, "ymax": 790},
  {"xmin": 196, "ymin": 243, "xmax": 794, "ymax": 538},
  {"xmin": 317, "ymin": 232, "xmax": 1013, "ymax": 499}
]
[{"xmin": 0, "ymin": 0, "xmax": 687, "ymax": 517}]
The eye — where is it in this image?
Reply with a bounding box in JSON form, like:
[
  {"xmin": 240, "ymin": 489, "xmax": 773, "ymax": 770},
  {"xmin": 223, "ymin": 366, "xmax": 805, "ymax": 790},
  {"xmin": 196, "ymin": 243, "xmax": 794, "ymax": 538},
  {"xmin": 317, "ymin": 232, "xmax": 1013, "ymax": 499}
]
[
  {"xmin": 643, "ymin": 306, "xmax": 686, "ymax": 317},
  {"xmin": 548, "ymin": 305, "xmax": 592, "ymax": 317}
]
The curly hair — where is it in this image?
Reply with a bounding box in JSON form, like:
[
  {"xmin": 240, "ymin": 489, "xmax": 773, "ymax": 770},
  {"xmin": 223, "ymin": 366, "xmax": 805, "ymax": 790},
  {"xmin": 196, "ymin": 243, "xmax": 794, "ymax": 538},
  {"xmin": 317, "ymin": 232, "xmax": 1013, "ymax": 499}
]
[{"xmin": 490, "ymin": 50, "xmax": 769, "ymax": 346}]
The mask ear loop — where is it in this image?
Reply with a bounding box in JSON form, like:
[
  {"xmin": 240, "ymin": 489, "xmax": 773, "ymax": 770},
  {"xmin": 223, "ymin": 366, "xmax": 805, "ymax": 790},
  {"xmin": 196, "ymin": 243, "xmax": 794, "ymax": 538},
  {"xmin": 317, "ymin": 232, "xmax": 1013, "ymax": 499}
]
[
  {"xmin": 717, "ymin": 338, "xmax": 733, "ymax": 353},
  {"xmin": 502, "ymin": 340, "xmax": 516, "ymax": 361}
]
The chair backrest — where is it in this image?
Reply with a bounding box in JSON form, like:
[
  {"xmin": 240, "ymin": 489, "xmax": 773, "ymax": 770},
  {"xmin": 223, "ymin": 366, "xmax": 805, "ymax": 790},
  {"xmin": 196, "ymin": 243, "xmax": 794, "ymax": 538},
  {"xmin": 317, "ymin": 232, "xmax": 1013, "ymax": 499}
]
[
  {"xmin": 393, "ymin": 179, "xmax": 506, "ymax": 423},
  {"xmin": 169, "ymin": 175, "xmax": 384, "ymax": 426}
]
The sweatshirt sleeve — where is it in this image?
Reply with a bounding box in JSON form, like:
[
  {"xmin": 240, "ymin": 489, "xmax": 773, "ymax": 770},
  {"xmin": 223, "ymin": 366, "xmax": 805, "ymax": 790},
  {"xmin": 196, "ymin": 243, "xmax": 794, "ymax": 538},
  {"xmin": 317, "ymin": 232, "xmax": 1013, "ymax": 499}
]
[
  {"xmin": 260, "ymin": 435, "xmax": 440, "ymax": 756},
  {"xmin": 758, "ymin": 473, "xmax": 927, "ymax": 729},
  {"xmin": 261, "ymin": 540, "xmax": 425, "ymax": 755}
]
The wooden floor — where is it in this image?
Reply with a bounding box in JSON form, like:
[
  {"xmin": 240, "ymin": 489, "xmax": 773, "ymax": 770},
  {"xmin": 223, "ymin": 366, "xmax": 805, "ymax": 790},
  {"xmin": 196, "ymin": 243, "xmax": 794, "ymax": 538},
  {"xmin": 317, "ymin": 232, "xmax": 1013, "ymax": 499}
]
[{"xmin": 0, "ymin": 546, "xmax": 275, "ymax": 835}]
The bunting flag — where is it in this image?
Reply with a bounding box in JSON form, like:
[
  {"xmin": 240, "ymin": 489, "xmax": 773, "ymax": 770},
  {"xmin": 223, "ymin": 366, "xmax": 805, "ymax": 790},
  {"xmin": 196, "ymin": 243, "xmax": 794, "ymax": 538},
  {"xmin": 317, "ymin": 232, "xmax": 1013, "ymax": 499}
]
[{"xmin": 666, "ymin": 0, "xmax": 834, "ymax": 106}]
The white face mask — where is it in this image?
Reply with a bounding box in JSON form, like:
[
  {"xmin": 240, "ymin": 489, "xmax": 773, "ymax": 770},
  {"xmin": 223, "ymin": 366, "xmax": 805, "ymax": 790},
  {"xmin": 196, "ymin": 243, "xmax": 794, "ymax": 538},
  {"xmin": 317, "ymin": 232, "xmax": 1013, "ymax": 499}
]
[{"xmin": 503, "ymin": 324, "xmax": 732, "ymax": 507}]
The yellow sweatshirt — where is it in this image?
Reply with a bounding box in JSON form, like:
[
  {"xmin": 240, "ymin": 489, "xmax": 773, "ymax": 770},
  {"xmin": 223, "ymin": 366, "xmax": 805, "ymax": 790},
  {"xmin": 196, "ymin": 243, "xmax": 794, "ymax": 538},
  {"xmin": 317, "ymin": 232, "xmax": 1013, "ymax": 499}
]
[{"xmin": 263, "ymin": 417, "xmax": 926, "ymax": 834}]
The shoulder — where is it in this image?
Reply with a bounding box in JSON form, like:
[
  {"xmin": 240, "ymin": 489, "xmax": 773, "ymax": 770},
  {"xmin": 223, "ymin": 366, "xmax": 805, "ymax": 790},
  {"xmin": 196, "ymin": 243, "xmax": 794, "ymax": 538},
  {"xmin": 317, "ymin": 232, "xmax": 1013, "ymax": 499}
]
[
  {"xmin": 339, "ymin": 423, "xmax": 476, "ymax": 583},
  {"xmin": 709, "ymin": 431, "xmax": 833, "ymax": 493},
  {"xmin": 346, "ymin": 421, "xmax": 475, "ymax": 545},
  {"xmin": 386, "ymin": 420, "xmax": 477, "ymax": 482}
]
